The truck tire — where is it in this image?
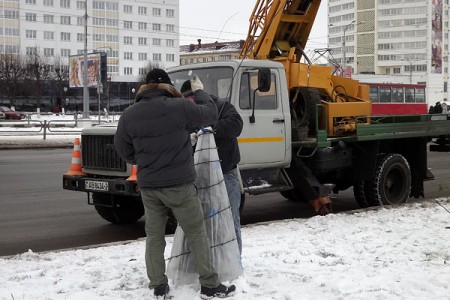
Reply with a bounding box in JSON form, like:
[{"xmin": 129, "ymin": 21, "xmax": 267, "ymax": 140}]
[
  {"xmin": 297, "ymin": 87, "xmax": 322, "ymax": 135},
  {"xmin": 280, "ymin": 188, "xmax": 307, "ymax": 202},
  {"xmin": 353, "ymin": 181, "xmax": 377, "ymax": 208},
  {"xmin": 93, "ymin": 193, "xmax": 144, "ymax": 225},
  {"xmin": 365, "ymin": 154, "xmax": 411, "ymax": 206}
]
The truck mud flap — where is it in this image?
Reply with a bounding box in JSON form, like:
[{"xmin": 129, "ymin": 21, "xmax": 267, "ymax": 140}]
[{"xmin": 62, "ymin": 175, "xmax": 140, "ymax": 197}]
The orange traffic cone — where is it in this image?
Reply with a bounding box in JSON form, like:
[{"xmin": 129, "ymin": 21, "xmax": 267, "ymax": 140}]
[
  {"xmin": 64, "ymin": 138, "xmax": 87, "ymax": 176},
  {"xmin": 127, "ymin": 165, "xmax": 137, "ymax": 181}
]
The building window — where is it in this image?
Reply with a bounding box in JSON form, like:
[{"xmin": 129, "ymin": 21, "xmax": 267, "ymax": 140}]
[
  {"xmin": 124, "ymin": 21, "xmax": 132, "ymax": 29},
  {"xmin": 77, "ymin": 17, "xmax": 84, "ymax": 26},
  {"xmin": 61, "ymin": 49, "xmax": 71, "ymax": 57},
  {"xmin": 153, "ymin": 23, "xmax": 161, "ymax": 31},
  {"xmin": 60, "ymin": 0, "xmax": 70, "ymax": 8},
  {"xmin": 76, "ymin": 0, "xmax": 85, "ymax": 9},
  {"xmin": 138, "ymin": 22, "xmax": 147, "ymax": 30},
  {"xmin": 77, "ymin": 33, "xmax": 84, "ymax": 42},
  {"xmin": 124, "ymin": 36, "xmax": 133, "ymax": 45},
  {"xmin": 124, "ymin": 5, "xmax": 132, "ymax": 13},
  {"xmin": 44, "ymin": 31, "xmax": 54, "ymax": 40},
  {"xmin": 153, "ymin": 38, "xmax": 161, "ymax": 46},
  {"xmin": 26, "ymin": 0, "xmax": 36, "ymax": 4},
  {"xmin": 138, "ymin": 6, "xmax": 147, "ymax": 15},
  {"xmin": 61, "ymin": 16, "xmax": 71, "ymax": 25},
  {"xmin": 124, "ymin": 67, "xmax": 133, "ymax": 75},
  {"xmin": 166, "ymin": 39, "xmax": 174, "ymax": 47},
  {"xmin": 124, "ymin": 52, "xmax": 133, "ymax": 60},
  {"xmin": 138, "ymin": 53, "xmax": 147, "ymax": 61},
  {"xmin": 44, "ymin": 14, "xmax": 54, "ymax": 23},
  {"xmin": 61, "ymin": 32, "xmax": 71, "ymax": 41},
  {"xmin": 153, "ymin": 7, "xmax": 161, "ymax": 16},
  {"xmin": 139, "ymin": 68, "xmax": 146, "ymax": 75},
  {"xmin": 166, "ymin": 9, "xmax": 174, "ymax": 18},
  {"xmin": 153, "ymin": 53, "xmax": 161, "ymax": 61},
  {"xmin": 166, "ymin": 54, "xmax": 175, "ymax": 62},
  {"xmin": 26, "ymin": 47, "xmax": 38, "ymax": 55},
  {"xmin": 26, "ymin": 13, "xmax": 37, "ymax": 22},
  {"xmin": 26, "ymin": 30, "xmax": 37, "ymax": 39},
  {"xmin": 166, "ymin": 24, "xmax": 175, "ymax": 32},
  {"xmin": 4, "ymin": 28, "xmax": 19, "ymax": 36},
  {"xmin": 44, "ymin": 48, "xmax": 54, "ymax": 57},
  {"xmin": 138, "ymin": 37, "xmax": 147, "ymax": 46},
  {"xmin": 4, "ymin": 10, "xmax": 19, "ymax": 19}
]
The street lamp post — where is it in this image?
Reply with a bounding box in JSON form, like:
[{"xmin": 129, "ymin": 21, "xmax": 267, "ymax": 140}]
[
  {"xmin": 401, "ymin": 58, "xmax": 420, "ymax": 84},
  {"xmin": 63, "ymin": 86, "xmax": 68, "ymax": 112},
  {"xmin": 342, "ymin": 20, "xmax": 364, "ymax": 77}
]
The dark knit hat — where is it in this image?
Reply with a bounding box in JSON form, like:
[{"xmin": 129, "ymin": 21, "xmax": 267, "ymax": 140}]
[
  {"xmin": 180, "ymin": 80, "xmax": 194, "ymax": 97},
  {"xmin": 146, "ymin": 68, "xmax": 173, "ymax": 85}
]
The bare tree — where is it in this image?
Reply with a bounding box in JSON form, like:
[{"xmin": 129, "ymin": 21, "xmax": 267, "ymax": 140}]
[
  {"xmin": 138, "ymin": 61, "xmax": 165, "ymax": 83},
  {"xmin": 0, "ymin": 53, "xmax": 27, "ymax": 107},
  {"xmin": 52, "ymin": 57, "xmax": 70, "ymax": 109},
  {"xmin": 25, "ymin": 51, "xmax": 51, "ymax": 111}
]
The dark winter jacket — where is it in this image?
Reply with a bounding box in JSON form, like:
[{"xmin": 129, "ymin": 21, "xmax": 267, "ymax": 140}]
[
  {"xmin": 212, "ymin": 96, "xmax": 243, "ymax": 172},
  {"xmin": 114, "ymin": 83, "xmax": 218, "ymax": 188}
]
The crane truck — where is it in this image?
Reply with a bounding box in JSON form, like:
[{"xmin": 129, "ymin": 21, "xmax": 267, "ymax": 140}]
[{"xmin": 63, "ymin": 0, "xmax": 450, "ymax": 225}]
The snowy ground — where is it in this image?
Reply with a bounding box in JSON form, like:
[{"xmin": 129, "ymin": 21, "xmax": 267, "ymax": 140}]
[{"xmin": 1, "ymin": 199, "xmax": 450, "ymax": 300}]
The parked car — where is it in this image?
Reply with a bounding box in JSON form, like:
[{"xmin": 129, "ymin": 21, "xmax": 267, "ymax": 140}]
[
  {"xmin": 0, "ymin": 111, "xmax": 5, "ymax": 120},
  {"xmin": 0, "ymin": 106, "xmax": 25, "ymax": 120}
]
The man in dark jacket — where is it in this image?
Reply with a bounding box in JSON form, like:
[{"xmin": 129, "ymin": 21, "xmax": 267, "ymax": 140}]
[
  {"xmin": 181, "ymin": 80, "xmax": 244, "ymax": 255},
  {"xmin": 114, "ymin": 69, "xmax": 235, "ymax": 299}
]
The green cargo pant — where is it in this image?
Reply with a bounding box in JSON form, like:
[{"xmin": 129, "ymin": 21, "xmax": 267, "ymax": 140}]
[{"xmin": 140, "ymin": 182, "xmax": 220, "ymax": 289}]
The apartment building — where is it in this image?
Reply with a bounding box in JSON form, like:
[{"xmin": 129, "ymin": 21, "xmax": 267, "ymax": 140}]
[
  {"xmin": 0, "ymin": 0, "xmax": 180, "ymax": 82},
  {"xmin": 179, "ymin": 39, "xmax": 244, "ymax": 66},
  {"xmin": 328, "ymin": 0, "xmax": 448, "ymax": 103}
]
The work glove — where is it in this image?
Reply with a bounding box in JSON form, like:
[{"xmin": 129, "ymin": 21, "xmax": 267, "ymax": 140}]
[
  {"xmin": 190, "ymin": 132, "xmax": 198, "ymax": 146},
  {"xmin": 190, "ymin": 74, "xmax": 203, "ymax": 92}
]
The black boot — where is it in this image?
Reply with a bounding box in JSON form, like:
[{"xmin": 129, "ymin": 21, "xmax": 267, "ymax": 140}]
[
  {"xmin": 153, "ymin": 283, "xmax": 169, "ymax": 298},
  {"xmin": 200, "ymin": 283, "xmax": 236, "ymax": 299}
]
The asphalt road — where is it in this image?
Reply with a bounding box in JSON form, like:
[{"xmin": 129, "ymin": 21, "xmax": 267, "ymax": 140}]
[{"xmin": 0, "ymin": 148, "xmax": 449, "ymax": 256}]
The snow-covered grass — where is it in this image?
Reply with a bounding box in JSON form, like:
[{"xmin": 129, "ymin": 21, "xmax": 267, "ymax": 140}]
[{"xmin": 1, "ymin": 199, "xmax": 450, "ymax": 300}]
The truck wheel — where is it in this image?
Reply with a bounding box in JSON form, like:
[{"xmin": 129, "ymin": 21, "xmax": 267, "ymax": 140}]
[
  {"xmin": 353, "ymin": 181, "xmax": 378, "ymax": 207},
  {"xmin": 93, "ymin": 193, "xmax": 144, "ymax": 225},
  {"xmin": 366, "ymin": 154, "xmax": 411, "ymax": 205},
  {"xmin": 280, "ymin": 188, "xmax": 307, "ymax": 202},
  {"xmin": 165, "ymin": 210, "xmax": 178, "ymax": 234},
  {"xmin": 297, "ymin": 88, "xmax": 322, "ymax": 135}
]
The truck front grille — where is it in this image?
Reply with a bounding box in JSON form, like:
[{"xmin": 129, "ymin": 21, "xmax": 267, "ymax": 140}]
[{"xmin": 81, "ymin": 135, "xmax": 127, "ymax": 171}]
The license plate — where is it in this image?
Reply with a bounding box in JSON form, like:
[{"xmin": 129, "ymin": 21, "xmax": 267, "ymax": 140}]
[{"xmin": 85, "ymin": 180, "xmax": 109, "ymax": 191}]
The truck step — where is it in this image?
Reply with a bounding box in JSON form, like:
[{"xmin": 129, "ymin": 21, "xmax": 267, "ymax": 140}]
[{"xmin": 240, "ymin": 167, "xmax": 293, "ymax": 196}]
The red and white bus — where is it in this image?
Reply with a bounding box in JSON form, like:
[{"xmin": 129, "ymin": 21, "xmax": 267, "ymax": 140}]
[{"xmin": 366, "ymin": 83, "xmax": 428, "ymax": 115}]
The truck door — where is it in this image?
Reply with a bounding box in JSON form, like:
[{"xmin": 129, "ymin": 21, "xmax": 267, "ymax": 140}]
[{"xmin": 235, "ymin": 69, "xmax": 289, "ymax": 167}]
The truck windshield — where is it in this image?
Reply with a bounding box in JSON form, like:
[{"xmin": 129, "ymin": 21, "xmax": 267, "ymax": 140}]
[{"xmin": 169, "ymin": 67, "xmax": 234, "ymax": 102}]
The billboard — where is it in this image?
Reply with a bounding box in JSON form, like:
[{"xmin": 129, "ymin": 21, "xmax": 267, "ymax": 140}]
[{"xmin": 69, "ymin": 53, "xmax": 101, "ymax": 88}]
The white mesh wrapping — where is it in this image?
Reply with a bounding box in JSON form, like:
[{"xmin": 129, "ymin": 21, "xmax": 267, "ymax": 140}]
[{"xmin": 166, "ymin": 130, "xmax": 243, "ymax": 286}]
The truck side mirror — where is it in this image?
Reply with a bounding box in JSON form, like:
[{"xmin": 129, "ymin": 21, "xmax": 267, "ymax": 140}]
[
  {"xmin": 257, "ymin": 68, "xmax": 271, "ymax": 92},
  {"xmin": 250, "ymin": 68, "xmax": 272, "ymax": 124}
]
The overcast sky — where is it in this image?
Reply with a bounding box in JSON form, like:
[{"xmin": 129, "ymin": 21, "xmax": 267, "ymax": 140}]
[{"xmin": 179, "ymin": 0, "xmax": 329, "ymax": 52}]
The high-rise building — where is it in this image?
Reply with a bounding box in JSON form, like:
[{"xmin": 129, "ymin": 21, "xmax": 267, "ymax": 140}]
[
  {"xmin": 328, "ymin": 0, "xmax": 447, "ymax": 103},
  {"xmin": 0, "ymin": 0, "xmax": 180, "ymax": 82}
]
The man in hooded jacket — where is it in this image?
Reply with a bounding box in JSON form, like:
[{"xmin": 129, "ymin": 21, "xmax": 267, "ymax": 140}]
[{"xmin": 114, "ymin": 69, "xmax": 236, "ymax": 299}]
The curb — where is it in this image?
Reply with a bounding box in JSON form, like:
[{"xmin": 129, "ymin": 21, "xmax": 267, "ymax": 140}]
[{"xmin": 0, "ymin": 143, "xmax": 73, "ymax": 150}]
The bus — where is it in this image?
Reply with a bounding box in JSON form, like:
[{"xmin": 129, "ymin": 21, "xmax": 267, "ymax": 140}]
[{"xmin": 366, "ymin": 83, "xmax": 428, "ymax": 115}]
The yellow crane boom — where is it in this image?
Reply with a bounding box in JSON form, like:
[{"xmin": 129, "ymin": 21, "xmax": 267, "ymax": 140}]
[{"xmin": 240, "ymin": 0, "xmax": 372, "ymax": 136}]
